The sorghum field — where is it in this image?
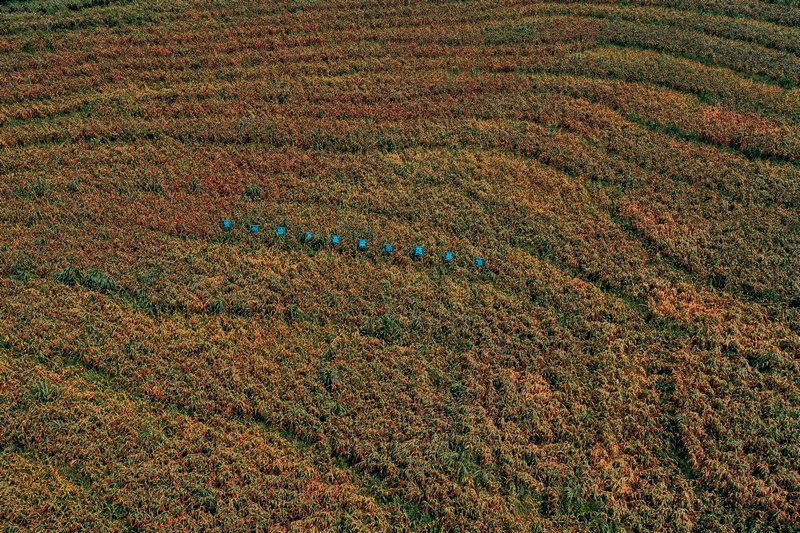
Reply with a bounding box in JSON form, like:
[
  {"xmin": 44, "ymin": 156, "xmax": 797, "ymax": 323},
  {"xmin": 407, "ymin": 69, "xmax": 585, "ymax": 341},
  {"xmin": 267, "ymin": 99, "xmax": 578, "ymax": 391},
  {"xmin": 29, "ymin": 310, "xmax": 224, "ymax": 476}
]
[{"xmin": 1, "ymin": 0, "xmax": 799, "ymax": 531}]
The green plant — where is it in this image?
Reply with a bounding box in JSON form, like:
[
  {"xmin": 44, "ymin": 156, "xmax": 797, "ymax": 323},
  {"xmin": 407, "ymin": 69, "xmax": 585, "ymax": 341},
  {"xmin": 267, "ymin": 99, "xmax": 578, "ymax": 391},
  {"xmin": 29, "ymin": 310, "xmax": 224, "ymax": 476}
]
[
  {"xmin": 54, "ymin": 266, "xmax": 82, "ymax": 286},
  {"xmin": 80, "ymin": 269, "xmax": 116, "ymax": 292},
  {"xmin": 30, "ymin": 380, "xmax": 60, "ymax": 402},
  {"xmin": 141, "ymin": 179, "xmax": 165, "ymax": 194},
  {"xmin": 243, "ymin": 183, "xmax": 263, "ymax": 199}
]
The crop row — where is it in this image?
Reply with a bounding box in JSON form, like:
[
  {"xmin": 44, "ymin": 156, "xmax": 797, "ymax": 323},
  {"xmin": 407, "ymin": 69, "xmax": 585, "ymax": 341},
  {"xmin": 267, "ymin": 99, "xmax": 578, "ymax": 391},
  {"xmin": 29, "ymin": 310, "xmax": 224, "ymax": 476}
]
[
  {"xmin": 2, "ymin": 0, "xmax": 799, "ymax": 530},
  {"xmin": 3, "ymin": 219, "xmax": 797, "ymax": 530},
  {"xmin": 551, "ymin": 0, "xmax": 800, "ymax": 28},
  {"xmin": 541, "ymin": 2, "xmax": 800, "ymax": 54},
  {"xmin": 5, "ymin": 71, "xmax": 796, "ymax": 310},
  {"xmin": 0, "ymin": 335, "xmax": 399, "ymax": 531},
  {"xmin": 3, "ymin": 3, "xmax": 799, "ymax": 109},
  {"xmin": 3, "ymin": 137, "xmax": 798, "ymax": 529}
]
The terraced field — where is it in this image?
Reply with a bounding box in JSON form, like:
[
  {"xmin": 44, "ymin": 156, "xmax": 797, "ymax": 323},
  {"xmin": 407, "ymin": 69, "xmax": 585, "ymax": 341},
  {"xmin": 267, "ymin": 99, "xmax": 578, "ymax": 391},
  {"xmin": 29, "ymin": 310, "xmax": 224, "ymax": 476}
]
[{"xmin": 1, "ymin": 0, "xmax": 799, "ymax": 531}]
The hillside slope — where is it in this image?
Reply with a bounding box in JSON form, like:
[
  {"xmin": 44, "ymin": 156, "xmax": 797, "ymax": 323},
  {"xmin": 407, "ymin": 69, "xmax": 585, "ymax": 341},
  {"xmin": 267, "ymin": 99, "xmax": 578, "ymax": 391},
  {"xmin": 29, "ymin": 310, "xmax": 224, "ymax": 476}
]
[{"xmin": 1, "ymin": 0, "xmax": 799, "ymax": 531}]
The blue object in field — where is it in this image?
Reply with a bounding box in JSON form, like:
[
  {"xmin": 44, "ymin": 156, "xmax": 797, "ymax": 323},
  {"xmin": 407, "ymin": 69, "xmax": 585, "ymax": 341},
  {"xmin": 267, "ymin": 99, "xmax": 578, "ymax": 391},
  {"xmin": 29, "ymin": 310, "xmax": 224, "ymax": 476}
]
[
  {"xmin": 357, "ymin": 238, "xmax": 368, "ymax": 251},
  {"xmin": 250, "ymin": 224, "xmax": 260, "ymax": 233},
  {"xmin": 221, "ymin": 219, "xmax": 233, "ymax": 230},
  {"xmin": 276, "ymin": 226, "xmax": 287, "ymax": 236},
  {"xmin": 474, "ymin": 257, "xmax": 485, "ymax": 267},
  {"xmin": 414, "ymin": 245, "xmax": 425, "ymax": 257},
  {"xmin": 384, "ymin": 244, "xmax": 395, "ymax": 254},
  {"xmin": 444, "ymin": 251, "xmax": 455, "ymax": 262},
  {"xmin": 304, "ymin": 231, "xmax": 314, "ymax": 243},
  {"xmin": 331, "ymin": 234, "xmax": 342, "ymax": 245}
]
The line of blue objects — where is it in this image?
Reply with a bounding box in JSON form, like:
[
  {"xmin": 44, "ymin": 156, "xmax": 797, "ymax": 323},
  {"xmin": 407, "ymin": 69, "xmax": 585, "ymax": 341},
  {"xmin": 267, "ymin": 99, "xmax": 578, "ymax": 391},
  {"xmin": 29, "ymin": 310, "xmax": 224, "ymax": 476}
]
[{"xmin": 220, "ymin": 219, "xmax": 486, "ymax": 267}]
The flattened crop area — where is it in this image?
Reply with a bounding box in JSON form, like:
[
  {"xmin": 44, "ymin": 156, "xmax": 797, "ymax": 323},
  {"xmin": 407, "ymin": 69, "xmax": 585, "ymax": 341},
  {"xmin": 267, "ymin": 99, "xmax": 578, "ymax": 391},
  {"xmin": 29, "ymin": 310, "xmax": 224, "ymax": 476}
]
[{"xmin": 1, "ymin": 0, "xmax": 798, "ymax": 531}]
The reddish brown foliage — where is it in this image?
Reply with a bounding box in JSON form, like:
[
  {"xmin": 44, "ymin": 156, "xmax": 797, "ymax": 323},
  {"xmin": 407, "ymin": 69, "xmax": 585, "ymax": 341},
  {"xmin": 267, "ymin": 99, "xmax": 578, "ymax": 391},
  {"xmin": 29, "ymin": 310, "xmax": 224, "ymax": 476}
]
[{"xmin": 1, "ymin": 0, "xmax": 798, "ymax": 531}]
